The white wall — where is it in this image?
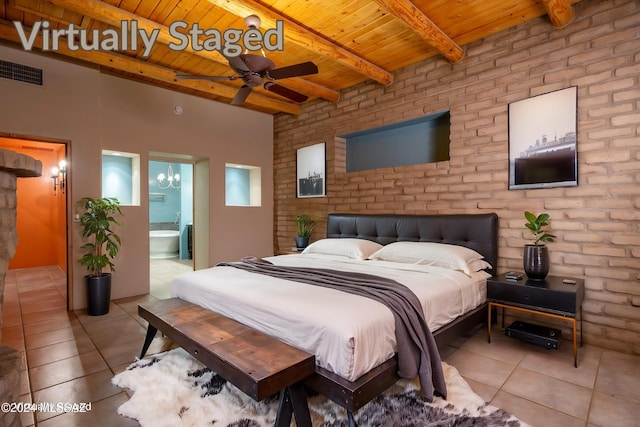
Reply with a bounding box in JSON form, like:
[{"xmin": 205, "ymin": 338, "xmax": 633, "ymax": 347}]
[{"xmin": 0, "ymin": 43, "xmax": 274, "ymax": 309}]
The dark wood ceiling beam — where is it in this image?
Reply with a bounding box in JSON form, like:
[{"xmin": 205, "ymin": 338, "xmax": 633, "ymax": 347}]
[
  {"xmin": 0, "ymin": 20, "xmax": 300, "ymax": 114},
  {"xmin": 541, "ymin": 0, "xmax": 575, "ymax": 28},
  {"xmin": 41, "ymin": 0, "xmax": 338, "ymax": 102},
  {"xmin": 373, "ymin": 0, "xmax": 464, "ymax": 63},
  {"xmin": 206, "ymin": 0, "xmax": 394, "ymax": 86}
]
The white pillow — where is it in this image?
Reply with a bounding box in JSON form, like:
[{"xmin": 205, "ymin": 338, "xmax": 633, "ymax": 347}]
[
  {"xmin": 368, "ymin": 241, "xmax": 491, "ymax": 275},
  {"xmin": 301, "ymin": 238, "xmax": 383, "ymax": 260}
]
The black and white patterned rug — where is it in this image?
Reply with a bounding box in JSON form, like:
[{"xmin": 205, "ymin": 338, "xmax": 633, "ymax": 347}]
[{"xmin": 112, "ymin": 348, "xmax": 528, "ymax": 426}]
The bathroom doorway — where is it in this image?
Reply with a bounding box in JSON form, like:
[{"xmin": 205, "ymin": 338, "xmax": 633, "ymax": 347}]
[{"xmin": 148, "ymin": 158, "xmax": 194, "ymax": 299}]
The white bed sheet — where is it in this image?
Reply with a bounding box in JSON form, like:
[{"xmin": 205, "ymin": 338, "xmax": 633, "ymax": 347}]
[{"xmin": 170, "ymin": 253, "xmax": 487, "ymax": 382}]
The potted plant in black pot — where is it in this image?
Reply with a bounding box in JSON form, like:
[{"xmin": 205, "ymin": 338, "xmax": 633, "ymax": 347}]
[
  {"xmin": 79, "ymin": 197, "xmax": 123, "ymax": 315},
  {"xmin": 523, "ymin": 211, "xmax": 555, "ymax": 280},
  {"xmin": 294, "ymin": 214, "xmax": 315, "ymax": 251}
]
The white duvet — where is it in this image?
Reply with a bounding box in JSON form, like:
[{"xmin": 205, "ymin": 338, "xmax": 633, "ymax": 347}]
[{"xmin": 170, "ymin": 253, "xmax": 487, "ymax": 382}]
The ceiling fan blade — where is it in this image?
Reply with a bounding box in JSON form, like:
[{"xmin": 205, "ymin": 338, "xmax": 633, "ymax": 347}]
[
  {"xmin": 231, "ymin": 86, "xmax": 253, "ymax": 105},
  {"xmin": 264, "ymin": 82, "xmax": 309, "ymax": 103},
  {"xmin": 175, "ymin": 74, "xmax": 238, "ymax": 81},
  {"xmin": 268, "ymin": 62, "xmax": 318, "ymax": 80}
]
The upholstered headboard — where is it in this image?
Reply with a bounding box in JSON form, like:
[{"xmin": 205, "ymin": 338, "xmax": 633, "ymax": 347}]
[{"xmin": 326, "ymin": 213, "xmax": 499, "ymax": 275}]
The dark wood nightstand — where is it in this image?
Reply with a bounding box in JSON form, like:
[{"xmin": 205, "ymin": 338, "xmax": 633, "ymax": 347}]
[{"xmin": 487, "ymin": 273, "xmax": 585, "ymax": 367}]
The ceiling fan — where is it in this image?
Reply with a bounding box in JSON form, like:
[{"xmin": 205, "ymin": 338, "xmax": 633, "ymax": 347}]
[{"xmin": 175, "ymin": 16, "xmax": 318, "ymax": 106}]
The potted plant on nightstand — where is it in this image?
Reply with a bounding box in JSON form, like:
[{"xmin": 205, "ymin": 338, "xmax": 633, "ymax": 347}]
[
  {"xmin": 294, "ymin": 214, "xmax": 315, "ymax": 251},
  {"xmin": 79, "ymin": 197, "xmax": 123, "ymax": 315},
  {"xmin": 523, "ymin": 211, "xmax": 555, "ymax": 280}
]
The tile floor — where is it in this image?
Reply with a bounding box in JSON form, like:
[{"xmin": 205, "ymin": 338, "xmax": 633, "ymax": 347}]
[{"xmin": 1, "ymin": 263, "xmax": 639, "ymax": 426}]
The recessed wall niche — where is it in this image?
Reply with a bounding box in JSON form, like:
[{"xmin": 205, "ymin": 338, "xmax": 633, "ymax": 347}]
[
  {"xmin": 102, "ymin": 150, "xmax": 141, "ymax": 206},
  {"xmin": 225, "ymin": 163, "xmax": 261, "ymax": 207},
  {"xmin": 341, "ymin": 111, "xmax": 450, "ymax": 172}
]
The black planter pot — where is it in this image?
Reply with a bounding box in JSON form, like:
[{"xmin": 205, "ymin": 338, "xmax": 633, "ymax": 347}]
[
  {"xmin": 294, "ymin": 236, "xmax": 310, "ymax": 251},
  {"xmin": 86, "ymin": 274, "xmax": 112, "ymax": 316},
  {"xmin": 523, "ymin": 245, "xmax": 549, "ymax": 280}
]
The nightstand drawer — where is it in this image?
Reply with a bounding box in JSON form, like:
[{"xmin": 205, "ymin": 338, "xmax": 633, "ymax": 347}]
[{"xmin": 487, "ymin": 275, "xmax": 584, "ymax": 316}]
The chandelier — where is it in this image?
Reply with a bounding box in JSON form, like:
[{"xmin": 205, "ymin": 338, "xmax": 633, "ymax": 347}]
[{"xmin": 157, "ymin": 165, "xmax": 180, "ymax": 190}]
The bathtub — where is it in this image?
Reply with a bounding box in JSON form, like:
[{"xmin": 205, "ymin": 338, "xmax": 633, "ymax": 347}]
[{"xmin": 149, "ymin": 230, "xmax": 180, "ymax": 259}]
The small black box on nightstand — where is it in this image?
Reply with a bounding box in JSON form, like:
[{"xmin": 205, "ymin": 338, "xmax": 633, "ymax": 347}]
[{"xmin": 505, "ymin": 321, "xmax": 562, "ymax": 349}]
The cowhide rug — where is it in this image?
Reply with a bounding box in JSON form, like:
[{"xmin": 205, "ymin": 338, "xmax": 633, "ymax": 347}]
[{"xmin": 112, "ymin": 348, "xmax": 528, "ymax": 427}]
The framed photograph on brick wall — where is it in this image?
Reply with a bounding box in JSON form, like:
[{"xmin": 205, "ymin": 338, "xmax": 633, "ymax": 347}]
[
  {"xmin": 296, "ymin": 142, "xmax": 326, "ymax": 198},
  {"xmin": 508, "ymin": 86, "xmax": 578, "ymax": 190}
]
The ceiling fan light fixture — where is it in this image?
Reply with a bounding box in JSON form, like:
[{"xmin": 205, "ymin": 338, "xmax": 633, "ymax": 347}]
[{"xmin": 244, "ymin": 15, "xmax": 261, "ymax": 29}]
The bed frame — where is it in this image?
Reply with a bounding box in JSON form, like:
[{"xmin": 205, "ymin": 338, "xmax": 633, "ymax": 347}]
[{"xmin": 303, "ymin": 212, "xmax": 499, "ymax": 423}]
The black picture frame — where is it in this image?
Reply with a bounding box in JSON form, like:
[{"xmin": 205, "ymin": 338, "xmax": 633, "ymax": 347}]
[
  {"xmin": 508, "ymin": 86, "xmax": 578, "ymax": 190},
  {"xmin": 296, "ymin": 142, "xmax": 326, "ymax": 198}
]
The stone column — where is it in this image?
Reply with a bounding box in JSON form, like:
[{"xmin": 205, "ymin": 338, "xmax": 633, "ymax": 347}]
[{"xmin": 0, "ymin": 148, "xmax": 42, "ymax": 427}]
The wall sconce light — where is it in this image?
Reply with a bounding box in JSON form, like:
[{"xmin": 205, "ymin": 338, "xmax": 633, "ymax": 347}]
[
  {"xmin": 157, "ymin": 165, "xmax": 180, "ymax": 190},
  {"xmin": 51, "ymin": 159, "xmax": 67, "ymax": 195}
]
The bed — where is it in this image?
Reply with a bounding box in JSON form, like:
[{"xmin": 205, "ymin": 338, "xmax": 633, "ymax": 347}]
[{"xmin": 170, "ymin": 212, "xmax": 498, "ymax": 419}]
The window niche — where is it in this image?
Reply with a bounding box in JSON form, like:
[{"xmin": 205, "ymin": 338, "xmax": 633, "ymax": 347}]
[
  {"xmin": 102, "ymin": 150, "xmax": 141, "ymax": 206},
  {"xmin": 225, "ymin": 163, "xmax": 261, "ymax": 207},
  {"xmin": 341, "ymin": 111, "xmax": 450, "ymax": 172}
]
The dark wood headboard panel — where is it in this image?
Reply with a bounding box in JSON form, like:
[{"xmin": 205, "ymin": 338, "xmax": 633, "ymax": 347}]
[{"xmin": 326, "ymin": 213, "xmax": 499, "ymax": 275}]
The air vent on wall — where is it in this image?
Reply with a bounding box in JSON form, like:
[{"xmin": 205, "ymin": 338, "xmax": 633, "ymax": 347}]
[{"xmin": 0, "ymin": 60, "xmax": 43, "ymax": 85}]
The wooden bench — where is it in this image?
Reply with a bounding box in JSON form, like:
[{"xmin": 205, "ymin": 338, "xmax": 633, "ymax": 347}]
[{"xmin": 137, "ymin": 298, "xmax": 316, "ymax": 427}]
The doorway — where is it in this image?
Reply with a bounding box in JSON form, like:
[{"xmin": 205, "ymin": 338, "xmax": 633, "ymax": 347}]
[
  {"xmin": 148, "ymin": 158, "xmax": 194, "ymax": 298},
  {"xmin": 0, "ymin": 134, "xmax": 70, "ymax": 308}
]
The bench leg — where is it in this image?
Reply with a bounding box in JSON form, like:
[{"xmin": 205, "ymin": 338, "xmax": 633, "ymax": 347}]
[
  {"xmin": 275, "ymin": 382, "xmax": 311, "ymax": 427},
  {"xmin": 138, "ymin": 324, "xmax": 158, "ymax": 359}
]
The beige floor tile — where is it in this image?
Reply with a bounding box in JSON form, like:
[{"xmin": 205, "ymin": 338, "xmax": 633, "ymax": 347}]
[
  {"xmin": 24, "ymin": 323, "xmax": 88, "ymax": 350},
  {"xmin": 36, "ymin": 393, "xmax": 139, "ymax": 427},
  {"xmin": 502, "ymin": 366, "xmax": 592, "ymax": 420},
  {"xmin": 26, "ymin": 335, "xmax": 97, "ymax": 368},
  {"xmin": 464, "ymin": 377, "xmax": 499, "ymax": 402},
  {"xmin": 491, "ymin": 390, "xmax": 586, "ymax": 427},
  {"xmin": 444, "ymin": 347, "xmax": 516, "ymax": 390},
  {"xmin": 28, "ymin": 350, "xmax": 109, "ymax": 392},
  {"xmin": 23, "ymin": 315, "xmax": 79, "ymax": 336},
  {"xmin": 595, "ymin": 350, "xmax": 640, "ymax": 403},
  {"xmin": 98, "ymin": 337, "xmax": 146, "ymax": 368},
  {"xmin": 461, "ymin": 327, "xmax": 529, "ymax": 365},
  {"xmin": 588, "ymin": 391, "xmax": 640, "ymax": 427},
  {"xmin": 21, "ymin": 308, "xmax": 73, "ymax": 326},
  {"xmin": 82, "ymin": 315, "xmax": 147, "ymax": 347},
  {"xmin": 518, "ymin": 343, "xmax": 602, "ymax": 389},
  {"xmin": 33, "ymin": 370, "xmax": 122, "ymax": 423}
]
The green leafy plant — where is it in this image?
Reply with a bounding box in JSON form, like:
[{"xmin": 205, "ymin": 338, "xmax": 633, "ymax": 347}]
[
  {"xmin": 295, "ymin": 214, "xmax": 315, "ymax": 237},
  {"xmin": 524, "ymin": 211, "xmax": 555, "ymax": 246},
  {"xmin": 79, "ymin": 197, "xmax": 123, "ymax": 277}
]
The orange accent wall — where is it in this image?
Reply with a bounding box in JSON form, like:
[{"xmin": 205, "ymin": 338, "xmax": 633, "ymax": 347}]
[{"xmin": 4, "ymin": 143, "xmax": 67, "ymax": 270}]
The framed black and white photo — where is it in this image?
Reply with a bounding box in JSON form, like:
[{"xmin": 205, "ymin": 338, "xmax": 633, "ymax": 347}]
[
  {"xmin": 508, "ymin": 86, "xmax": 578, "ymax": 190},
  {"xmin": 296, "ymin": 142, "xmax": 326, "ymax": 198}
]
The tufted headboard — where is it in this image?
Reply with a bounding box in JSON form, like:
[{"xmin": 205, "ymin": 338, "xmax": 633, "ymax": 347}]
[{"xmin": 326, "ymin": 213, "xmax": 499, "ymax": 275}]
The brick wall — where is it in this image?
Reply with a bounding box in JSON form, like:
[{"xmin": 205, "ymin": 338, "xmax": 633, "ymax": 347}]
[{"xmin": 274, "ymin": 0, "xmax": 640, "ymax": 354}]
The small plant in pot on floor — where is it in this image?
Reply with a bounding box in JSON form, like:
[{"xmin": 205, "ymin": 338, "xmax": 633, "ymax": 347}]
[
  {"xmin": 294, "ymin": 214, "xmax": 315, "ymax": 250},
  {"xmin": 79, "ymin": 197, "xmax": 123, "ymax": 315},
  {"xmin": 523, "ymin": 211, "xmax": 555, "ymax": 280}
]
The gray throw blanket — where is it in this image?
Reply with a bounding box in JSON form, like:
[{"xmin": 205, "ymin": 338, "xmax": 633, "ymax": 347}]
[{"xmin": 217, "ymin": 257, "xmax": 447, "ymax": 401}]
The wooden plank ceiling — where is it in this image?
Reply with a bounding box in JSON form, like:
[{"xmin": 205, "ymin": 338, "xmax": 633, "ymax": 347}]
[{"xmin": 0, "ymin": 0, "xmax": 582, "ymax": 115}]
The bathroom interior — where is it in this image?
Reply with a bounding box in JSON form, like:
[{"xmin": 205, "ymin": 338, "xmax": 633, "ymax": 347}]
[
  {"xmin": 102, "ymin": 152, "xmax": 195, "ymax": 298},
  {"xmin": 148, "ymin": 160, "xmax": 194, "ymax": 298},
  {"xmin": 102, "ymin": 152, "xmax": 260, "ymax": 298}
]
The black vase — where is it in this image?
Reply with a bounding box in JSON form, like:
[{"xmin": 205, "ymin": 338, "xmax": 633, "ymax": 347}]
[
  {"xmin": 86, "ymin": 274, "xmax": 112, "ymax": 316},
  {"xmin": 294, "ymin": 236, "xmax": 309, "ymax": 250},
  {"xmin": 523, "ymin": 245, "xmax": 549, "ymax": 280}
]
